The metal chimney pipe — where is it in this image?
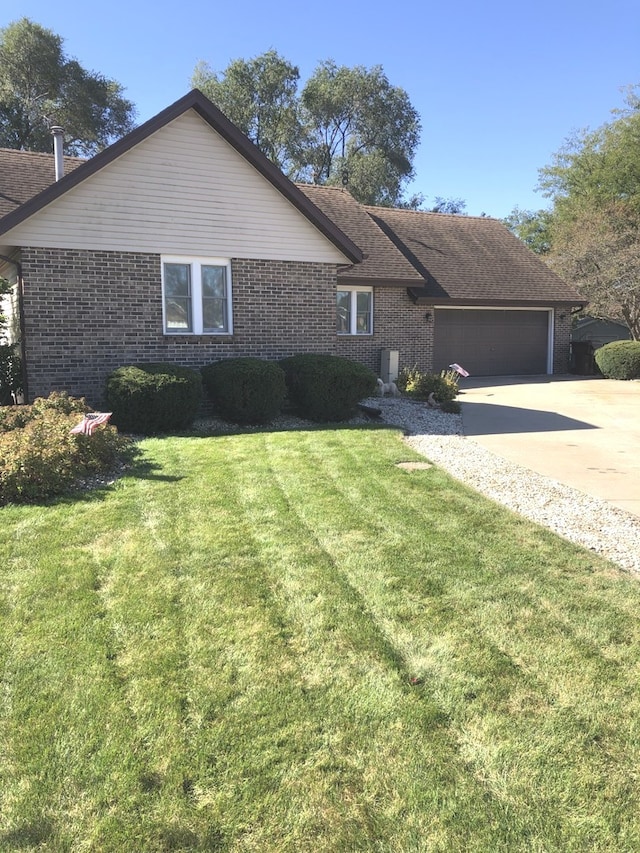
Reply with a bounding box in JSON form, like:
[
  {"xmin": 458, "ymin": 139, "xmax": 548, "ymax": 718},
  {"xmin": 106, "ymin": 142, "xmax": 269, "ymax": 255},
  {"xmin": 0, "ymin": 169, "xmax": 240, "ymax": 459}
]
[{"xmin": 51, "ymin": 126, "xmax": 65, "ymax": 180}]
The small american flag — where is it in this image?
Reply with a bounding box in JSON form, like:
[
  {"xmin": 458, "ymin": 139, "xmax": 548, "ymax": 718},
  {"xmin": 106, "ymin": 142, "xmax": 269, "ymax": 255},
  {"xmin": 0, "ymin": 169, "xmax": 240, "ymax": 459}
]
[
  {"xmin": 70, "ymin": 412, "xmax": 112, "ymax": 436},
  {"xmin": 449, "ymin": 363, "xmax": 470, "ymax": 377}
]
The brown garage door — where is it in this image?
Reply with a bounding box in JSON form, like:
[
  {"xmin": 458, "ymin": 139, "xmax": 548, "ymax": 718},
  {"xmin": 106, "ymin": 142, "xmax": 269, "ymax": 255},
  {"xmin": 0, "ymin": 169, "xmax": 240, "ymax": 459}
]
[{"xmin": 433, "ymin": 309, "xmax": 549, "ymax": 376}]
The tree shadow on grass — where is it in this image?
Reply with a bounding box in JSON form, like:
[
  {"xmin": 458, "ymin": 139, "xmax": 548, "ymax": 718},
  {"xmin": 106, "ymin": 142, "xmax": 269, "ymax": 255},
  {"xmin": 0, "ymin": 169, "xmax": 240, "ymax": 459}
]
[
  {"xmin": 0, "ymin": 818, "xmax": 54, "ymax": 849},
  {"xmin": 45, "ymin": 447, "xmax": 185, "ymax": 507},
  {"xmin": 0, "ymin": 819, "xmax": 226, "ymax": 851},
  {"xmin": 184, "ymin": 416, "xmax": 399, "ymax": 440},
  {"xmin": 1, "ymin": 416, "xmax": 404, "ymax": 510}
]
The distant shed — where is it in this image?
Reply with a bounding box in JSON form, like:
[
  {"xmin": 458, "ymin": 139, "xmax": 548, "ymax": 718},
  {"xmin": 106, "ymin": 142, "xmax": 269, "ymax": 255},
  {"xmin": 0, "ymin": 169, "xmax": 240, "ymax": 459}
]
[
  {"xmin": 570, "ymin": 316, "xmax": 632, "ymax": 375},
  {"xmin": 572, "ymin": 316, "xmax": 631, "ymax": 349}
]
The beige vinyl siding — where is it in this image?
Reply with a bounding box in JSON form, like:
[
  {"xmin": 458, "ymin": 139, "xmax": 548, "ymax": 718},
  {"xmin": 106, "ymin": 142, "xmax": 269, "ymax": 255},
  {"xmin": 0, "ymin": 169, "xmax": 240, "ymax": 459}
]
[{"xmin": 1, "ymin": 111, "xmax": 349, "ymax": 263}]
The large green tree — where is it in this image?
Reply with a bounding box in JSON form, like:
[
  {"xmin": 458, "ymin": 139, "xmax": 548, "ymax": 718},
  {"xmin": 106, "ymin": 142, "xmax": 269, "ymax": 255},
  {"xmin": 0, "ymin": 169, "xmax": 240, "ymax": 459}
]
[
  {"xmin": 298, "ymin": 61, "xmax": 421, "ymax": 206},
  {"xmin": 546, "ymin": 199, "xmax": 640, "ymax": 339},
  {"xmin": 508, "ymin": 88, "xmax": 640, "ymax": 339},
  {"xmin": 192, "ymin": 53, "xmax": 421, "ymax": 207},
  {"xmin": 192, "ymin": 50, "xmax": 303, "ymax": 173},
  {"xmin": 0, "ymin": 18, "xmax": 135, "ymax": 156},
  {"xmin": 538, "ymin": 90, "xmax": 640, "ymax": 219},
  {"xmin": 503, "ymin": 207, "xmax": 553, "ymax": 255}
]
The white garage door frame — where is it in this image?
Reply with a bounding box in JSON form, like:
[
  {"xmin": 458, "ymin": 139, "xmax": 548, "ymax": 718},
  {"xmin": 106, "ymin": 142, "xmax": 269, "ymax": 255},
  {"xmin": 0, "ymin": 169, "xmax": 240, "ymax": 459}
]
[{"xmin": 434, "ymin": 306, "xmax": 555, "ymax": 375}]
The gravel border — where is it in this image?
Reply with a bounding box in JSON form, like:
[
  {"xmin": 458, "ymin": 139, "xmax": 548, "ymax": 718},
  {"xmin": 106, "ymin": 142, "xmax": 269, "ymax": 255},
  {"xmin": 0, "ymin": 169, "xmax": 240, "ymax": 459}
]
[{"xmin": 362, "ymin": 396, "xmax": 640, "ymax": 575}]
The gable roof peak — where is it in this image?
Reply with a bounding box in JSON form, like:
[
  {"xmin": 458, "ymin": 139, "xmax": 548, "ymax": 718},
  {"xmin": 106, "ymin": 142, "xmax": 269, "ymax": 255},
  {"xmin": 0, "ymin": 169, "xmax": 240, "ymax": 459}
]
[{"xmin": 0, "ymin": 89, "xmax": 362, "ymax": 263}]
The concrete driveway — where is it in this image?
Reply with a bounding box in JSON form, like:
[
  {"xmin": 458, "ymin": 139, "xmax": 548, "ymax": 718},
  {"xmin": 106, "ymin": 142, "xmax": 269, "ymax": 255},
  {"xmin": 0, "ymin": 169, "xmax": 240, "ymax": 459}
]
[{"xmin": 459, "ymin": 375, "xmax": 640, "ymax": 517}]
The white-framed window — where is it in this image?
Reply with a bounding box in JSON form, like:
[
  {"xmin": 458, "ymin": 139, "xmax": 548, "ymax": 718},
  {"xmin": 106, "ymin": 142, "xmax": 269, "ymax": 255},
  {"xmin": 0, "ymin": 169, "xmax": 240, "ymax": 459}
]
[
  {"xmin": 162, "ymin": 256, "xmax": 232, "ymax": 335},
  {"xmin": 337, "ymin": 286, "xmax": 373, "ymax": 335}
]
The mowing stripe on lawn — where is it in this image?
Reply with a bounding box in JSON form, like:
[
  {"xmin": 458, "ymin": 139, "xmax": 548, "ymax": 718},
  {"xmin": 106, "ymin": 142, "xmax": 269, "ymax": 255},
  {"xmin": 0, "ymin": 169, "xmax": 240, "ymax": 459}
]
[{"xmin": 1, "ymin": 427, "xmax": 640, "ymax": 850}]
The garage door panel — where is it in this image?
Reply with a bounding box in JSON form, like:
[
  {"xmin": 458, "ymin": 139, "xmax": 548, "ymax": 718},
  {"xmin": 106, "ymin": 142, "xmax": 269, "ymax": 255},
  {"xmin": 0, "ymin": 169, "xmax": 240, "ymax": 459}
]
[{"xmin": 433, "ymin": 309, "xmax": 549, "ymax": 376}]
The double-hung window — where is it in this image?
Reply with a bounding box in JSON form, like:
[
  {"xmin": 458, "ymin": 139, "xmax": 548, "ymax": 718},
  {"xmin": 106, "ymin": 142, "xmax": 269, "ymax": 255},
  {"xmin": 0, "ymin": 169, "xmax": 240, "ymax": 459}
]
[
  {"xmin": 337, "ymin": 286, "xmax": 373, "ymax": 335},
  {"xmin": 162, "ymin": 257, "xmax": 232, "ymax": 334}
]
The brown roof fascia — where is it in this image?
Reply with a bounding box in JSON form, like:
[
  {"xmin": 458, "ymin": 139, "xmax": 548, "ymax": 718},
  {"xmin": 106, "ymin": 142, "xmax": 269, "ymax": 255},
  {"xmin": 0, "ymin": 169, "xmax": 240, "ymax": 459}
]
[
  {"xmin": 408, "ymin": 289, "xmax": 589, "ymax": 308},
  {"xmin": 338, "ymin": 274, "xmax": 426, "ymax": 288},
  {"xmin": 0, "ymin": 90, "xmax": 363, "ymax": 264}
]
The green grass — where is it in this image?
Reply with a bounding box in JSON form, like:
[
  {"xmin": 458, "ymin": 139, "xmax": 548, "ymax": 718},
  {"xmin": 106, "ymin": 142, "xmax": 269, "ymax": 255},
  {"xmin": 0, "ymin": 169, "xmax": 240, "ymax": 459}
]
[{"xmin": 1, "ymin": 425, "xmax": 640, "ymax": 851}]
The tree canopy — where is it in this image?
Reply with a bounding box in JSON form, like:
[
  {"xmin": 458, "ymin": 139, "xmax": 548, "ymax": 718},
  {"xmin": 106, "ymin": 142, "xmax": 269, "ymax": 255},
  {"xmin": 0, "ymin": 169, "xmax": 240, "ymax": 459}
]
[
  {"xmin": 193, "ymin": 52, "xmax": 421, "ymax": 207},
  {"xmin": 192, "ymin": 51, "xmax": 302, "ymax": 174},
  {"xmin": 299, "ymin": 61, "xmax": 421, "ymax": 206},
  {"xmin": 429, "ymin": 197, "xmax": 467, "ymax": 215},
  {"xmin": 0, "ymin": 18, "xmax": 135, "ymax": 156},
  {"xmin": 506, "ymin": 88, "xmax": 640, "ymax": 339},
  {"xmin": 548, "ymin": 199, "xmax": 640, "ymax": 338},
  {"xmin": 503, "ymin": 207, "xmax": 553, "ymax": 255}
]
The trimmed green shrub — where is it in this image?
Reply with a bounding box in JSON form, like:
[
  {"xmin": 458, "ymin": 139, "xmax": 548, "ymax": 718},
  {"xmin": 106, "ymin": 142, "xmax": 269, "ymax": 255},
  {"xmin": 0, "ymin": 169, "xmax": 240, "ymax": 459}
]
[
  {"xmin": 397, "ymin": 366, "xmax": 459, "ymax": 404},
  {"xmin": 280, "ymin": 354, "xmax": 377, "ymax": 422},
  {"xmin": 106, "ymin": 364, "xmax": 203, "ymax": 434},
  {"xmin": 0, "ymin": 401, "xmax": 132, "ymax": 505},
  {"xmin": 594, "ymin": 340, "xmax": 640, "ymax": 380},
  {"xmin": 201, "ymin": 358, "xmax": 286, "ymax": 424}
]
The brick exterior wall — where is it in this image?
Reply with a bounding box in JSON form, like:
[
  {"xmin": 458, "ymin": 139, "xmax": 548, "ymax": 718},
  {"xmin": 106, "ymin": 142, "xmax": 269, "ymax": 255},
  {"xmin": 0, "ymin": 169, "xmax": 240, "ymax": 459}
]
[
  {"xmin": 18, "ymin": 246, "xmax": 571, "ymax": 406},
  {"xmin": 20, "ymin": 248, "xmax": 339, "ymax": 405},
  {"xmin": 553, "ymin": 307, "xmax": 573, "ymax": 374},
  {"xmin": 336, "ymin": 287, "xmax": 433, "ymax": 377}
]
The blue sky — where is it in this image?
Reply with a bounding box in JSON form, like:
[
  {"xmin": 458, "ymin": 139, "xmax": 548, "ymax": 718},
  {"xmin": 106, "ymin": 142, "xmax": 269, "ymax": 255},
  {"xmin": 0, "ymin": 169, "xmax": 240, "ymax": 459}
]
[{"xmin": 3, "ymin": 0, "xmax": 639, "ymax": 218}]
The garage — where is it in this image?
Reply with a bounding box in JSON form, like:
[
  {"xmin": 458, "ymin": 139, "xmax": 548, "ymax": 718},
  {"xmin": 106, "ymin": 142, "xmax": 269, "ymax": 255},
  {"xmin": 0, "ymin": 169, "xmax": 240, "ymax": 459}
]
[{"xmin": 433, "ymin": 308, "xmax": 550, "ymax": 376}]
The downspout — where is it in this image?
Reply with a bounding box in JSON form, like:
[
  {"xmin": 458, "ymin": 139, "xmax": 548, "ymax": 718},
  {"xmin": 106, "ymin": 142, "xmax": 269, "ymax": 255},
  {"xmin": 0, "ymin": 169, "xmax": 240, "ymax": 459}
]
[{"xmin": 0, "ymin": 253, "xmax": 28, "ymax": 403}]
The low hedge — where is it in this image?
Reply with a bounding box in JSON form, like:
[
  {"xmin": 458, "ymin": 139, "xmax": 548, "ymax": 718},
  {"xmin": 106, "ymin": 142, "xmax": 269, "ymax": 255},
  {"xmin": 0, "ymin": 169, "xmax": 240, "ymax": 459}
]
[
  {"xmin": 106, "ymin": 364, "xmax": 203, "ymax": 434},
  {"xmin": 280, "ymin": 354, "xmax": 377, "ymax": 422},
  {"xmin": 0, "ymin": 393, "xmax": 132, "ymax": 505},
  {"xmin": 594, "ymin": 340, "xmax": 640, "ymax": 380},
  {"xmin": 201, "ymin": 358, "xmax": 286, "ymax": 424}
]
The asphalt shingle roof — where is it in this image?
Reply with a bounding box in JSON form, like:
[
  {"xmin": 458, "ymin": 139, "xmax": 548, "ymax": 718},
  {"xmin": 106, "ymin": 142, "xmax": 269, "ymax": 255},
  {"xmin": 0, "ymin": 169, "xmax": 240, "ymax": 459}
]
[
  {"xmin": 0, "ymin": 129, "xmax": 584, "ymax": 307},
  {"xmin": 296, "ymin": 184, "xmax": 423, "ymax": 284},
  {"xmin": 0, "ymin": 147, "xmax": 85, "ymax": 219},
  {"xmin": 366, "ymin": 206, "xmax": 584, "ymax": 304},
  {"xmin": 297, "ymin": 184, "xmax": 583, "ymax": 304}
]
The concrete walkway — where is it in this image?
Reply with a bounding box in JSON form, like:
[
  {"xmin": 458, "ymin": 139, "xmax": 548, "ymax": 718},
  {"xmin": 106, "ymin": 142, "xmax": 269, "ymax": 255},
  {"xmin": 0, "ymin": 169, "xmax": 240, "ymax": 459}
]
[{"xmin": 459, "ymin": 375, "xmax": 640, "ymax": 518}]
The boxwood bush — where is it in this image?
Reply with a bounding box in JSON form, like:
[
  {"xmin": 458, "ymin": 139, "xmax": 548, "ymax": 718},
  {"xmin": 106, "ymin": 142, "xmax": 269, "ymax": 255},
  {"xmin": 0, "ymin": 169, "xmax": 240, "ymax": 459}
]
[
  {"xmin": 201, "ymin": 358, "xmax": 286, "ymax": 424},
  {"xmin": 106, "ymin": 363, "xmax": 203, "ymax": 434},
  {"xmin": 594, "ymin": 340, "xmax": 640, "ymax": 380},
  {"xmin": 280, "ymin": 354, "xmax": 377, "ymax": 422}
]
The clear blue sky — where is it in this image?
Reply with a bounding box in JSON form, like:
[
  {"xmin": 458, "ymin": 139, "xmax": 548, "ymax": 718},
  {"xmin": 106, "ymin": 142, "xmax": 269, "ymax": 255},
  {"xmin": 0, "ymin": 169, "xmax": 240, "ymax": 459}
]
[{"xmin": 3, "ymin": 0, "xmax": 639, "ymax": 218}]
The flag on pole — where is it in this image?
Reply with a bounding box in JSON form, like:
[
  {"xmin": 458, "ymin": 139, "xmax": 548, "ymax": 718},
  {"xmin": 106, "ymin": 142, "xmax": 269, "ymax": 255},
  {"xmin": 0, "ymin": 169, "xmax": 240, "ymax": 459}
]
[
  {"xmin": 70, "ymin": 412, "xmax": 112, "ymax": 436},
  {"xmin": 449, "ymin": 363, "xmax": 470, "ymax": 377}
]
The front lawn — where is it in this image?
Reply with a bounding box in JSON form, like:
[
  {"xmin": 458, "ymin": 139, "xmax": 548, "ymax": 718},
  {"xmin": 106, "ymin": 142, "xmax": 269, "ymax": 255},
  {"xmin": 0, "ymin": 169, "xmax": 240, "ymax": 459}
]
[{"xmin": 1, "ymin": 427, "xmax": 639, "ymax": 851}]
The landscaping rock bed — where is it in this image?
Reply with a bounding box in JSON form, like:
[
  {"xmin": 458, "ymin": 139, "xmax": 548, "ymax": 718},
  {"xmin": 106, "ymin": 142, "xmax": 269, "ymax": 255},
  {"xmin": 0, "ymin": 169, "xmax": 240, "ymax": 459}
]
[{"xmin": 366, "ymin": 396, "xmax": 640, "ymax": 575}]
